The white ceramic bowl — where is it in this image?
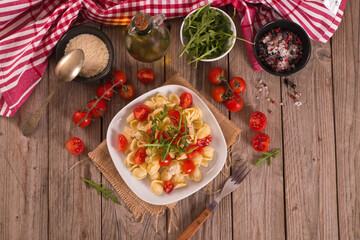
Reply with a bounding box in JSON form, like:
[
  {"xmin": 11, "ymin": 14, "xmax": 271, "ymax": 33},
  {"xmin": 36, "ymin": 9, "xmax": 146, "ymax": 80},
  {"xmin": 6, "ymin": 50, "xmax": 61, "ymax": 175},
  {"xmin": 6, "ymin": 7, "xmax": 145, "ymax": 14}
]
[
  {"xmin": 107, "ymin": 85, "xmax": 227, "ymax": 205},
  {"xmin": 180, "ymin": 7, "xmax": 236, "ymax": 62}
]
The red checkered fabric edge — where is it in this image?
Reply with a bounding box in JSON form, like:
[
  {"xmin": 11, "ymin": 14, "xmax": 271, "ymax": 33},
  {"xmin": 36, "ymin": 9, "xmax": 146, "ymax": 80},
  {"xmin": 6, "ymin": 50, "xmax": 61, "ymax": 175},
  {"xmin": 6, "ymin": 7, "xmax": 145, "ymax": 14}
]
[{"xmin": 0, "ymin": 0, "xmax": 346, "ymax": 117}]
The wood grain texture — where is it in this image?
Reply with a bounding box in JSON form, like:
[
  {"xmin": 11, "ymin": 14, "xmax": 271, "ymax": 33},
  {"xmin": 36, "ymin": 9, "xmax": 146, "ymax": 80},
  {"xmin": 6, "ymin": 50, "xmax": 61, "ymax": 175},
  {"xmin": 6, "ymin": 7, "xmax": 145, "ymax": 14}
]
[
  {"xmin": 332, "ymin": 1, "xmax": 360, "ymax": 239},
  {"xmin": 282, "ymin": 40, "xmax": 338, "ymax": 239},
  {"xmin": 177, "ymin": 208, "xmax": 213, "ymax": 240},
  {"xmin": 48, "ymin": 23, "xmax": 102, "ymax": 240},
  {"xmin": 165, "ymin": 13, "xmax": 232, "ymax": 240},
  {"xmin": 228, "ymin": 6, "xmax": 286, "ymax": 239},
  {"xmin": 100, "ymin": 25, "xmax": 167, "ymax": 240},
  {"xmin": 0, "ymin": 68, "xmax": 49, "ymax": 240}
]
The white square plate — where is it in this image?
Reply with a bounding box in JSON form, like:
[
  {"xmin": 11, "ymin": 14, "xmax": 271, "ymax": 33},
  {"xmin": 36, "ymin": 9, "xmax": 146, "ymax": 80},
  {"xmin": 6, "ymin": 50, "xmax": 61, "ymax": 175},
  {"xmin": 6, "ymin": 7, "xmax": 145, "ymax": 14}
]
[{"xmin": 107, "ymin": 85, "xmax": 227, "ymax": 205}]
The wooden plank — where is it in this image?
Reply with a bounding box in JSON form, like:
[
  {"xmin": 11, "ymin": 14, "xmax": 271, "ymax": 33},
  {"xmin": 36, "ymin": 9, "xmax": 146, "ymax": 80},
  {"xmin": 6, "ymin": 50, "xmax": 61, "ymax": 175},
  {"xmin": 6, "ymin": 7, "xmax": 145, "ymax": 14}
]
[
  {"xmin": 48, "ymin": 23, "xmax": 102, "ymax": 239},
  {"xmin": 332, "ymin": 1, "xmax": 360, "ymax": 239},
  {"xmin": 228, "ymin": 7, "xmax": 286, "ymax": 239},
  {"xmin": 165, "ymin": 15, "xmax": 232, "ymax": 240},
  {"xmin": 0, "ymin": 68, "xmax": 49, "ymax": 239},
  {"xmin": 282, "ymin": 39, "xmax": 338, "ymax": 239},
  {"xmin": 100, "ymin": 25, "xmax": 167, "ymax": 239}
]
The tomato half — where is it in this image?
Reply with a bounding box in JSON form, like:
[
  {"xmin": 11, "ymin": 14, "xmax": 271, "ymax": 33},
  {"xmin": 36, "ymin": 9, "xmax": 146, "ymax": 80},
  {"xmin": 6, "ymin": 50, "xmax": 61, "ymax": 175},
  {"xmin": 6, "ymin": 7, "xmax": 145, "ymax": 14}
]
[
  {"xmin": 180, "ymin": 92, "xmax": 193, "ymax": 108},
  {"xmin": 168, "ymin": 110, "xmax": 180, "ymax": 125},
  {"xmin": 211, "ymin": 86, "xmax": 227, "ymax": 103},
  {"xmin": 112, "ymin": 70, "xmax": 127, "ymax": 87},
  {"xmin": 118, "ymin": 134, "xmax": 128, "ymax": 152},
  {"xmin": 225, "ymin": 96, "xmax": 243, "ymax": 112},
  {"xmin": 159, "ymin": 154, "xmax": 171, "ymax": 167},
  {"xmin": 134, "ymin": 147, "xmax": 146, "ymax": 164},
  {"xmin": 66, "ymin": 137, "xmax": 84, "ymax": 155},
  {"xmin": 163, "ymin": 180, "xmax": 174, "ymax": 194},
  {"xmin": 73, "ymin": 110, "xmax": 92, "ymax": 127},
  {"xmin": 197, "ymin": 135, "xmax": 212, "ymax": 147},
  {"xmin": 186, "ymin": 144, "xmax": 203, "ymax": 159},
  {"xmin": 120, "ymin": 84, "xmax": 136, "ymax": 100},
  {"xmin": 249, "ymin": 111, "xmax": 267, "ymax": 132},
  {"xmin": 157, "ymin": 131, "xmax": 169, "ymax": 140},
  {"xmin": 183, "ymin": 160, "xmax": 196, "ymax": 174},
  {"xmin": 89, "ymin": 99, "xmax": 108, "ymax": 117},
  {"xmin": 252, "ymin": 133, "xmax": 270, "ymax": 152},
  {"xmin": 229, "ymin": 77, "xmax": 246, "ymax": 94},
  {"xmin": 133, "ymin": 105, "xmax": 150, "ymax": 122},
  {"xmin": 137, "ymin": 68, "xmax": 154, "ymax": 85},
  {"xmin": 96, "ymin": 83, "xmax": 114, "ymax": 100},
  {"xmin": 208, "ymin": 67, "xmax": 225, "ymax": 84}
]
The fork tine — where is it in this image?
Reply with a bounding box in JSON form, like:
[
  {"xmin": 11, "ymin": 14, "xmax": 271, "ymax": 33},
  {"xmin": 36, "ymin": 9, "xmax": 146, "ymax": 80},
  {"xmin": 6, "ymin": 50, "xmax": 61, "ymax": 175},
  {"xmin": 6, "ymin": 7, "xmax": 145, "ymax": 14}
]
[
  {"xmin": 231, "ymin": 162, "xmax": 246, "ymax": 180},
  {"xmin": 232, "ymin": 166, "xmax": 247, "ymax": 182},
  {"xmin": 235, "ymin": 169, "xmax": 252, "ymax": 185}
]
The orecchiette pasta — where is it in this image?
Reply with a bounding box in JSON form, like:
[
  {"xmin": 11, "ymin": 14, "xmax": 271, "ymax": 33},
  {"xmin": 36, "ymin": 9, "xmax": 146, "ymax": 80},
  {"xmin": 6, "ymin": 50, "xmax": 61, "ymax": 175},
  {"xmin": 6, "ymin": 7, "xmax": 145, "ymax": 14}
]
[{"xmin": 119, "ymin": 93, "xmax": 215, "ymax": 195}]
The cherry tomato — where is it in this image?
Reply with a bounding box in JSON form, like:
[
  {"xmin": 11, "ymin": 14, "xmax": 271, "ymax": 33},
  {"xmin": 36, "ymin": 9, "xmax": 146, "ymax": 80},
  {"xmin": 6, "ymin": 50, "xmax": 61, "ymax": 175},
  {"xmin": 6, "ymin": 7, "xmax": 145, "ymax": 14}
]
[
  {"xmin": 143, "ymin": 129, "xmax": 155, "ymax": 143},
  {"xmin": 137, "ymin": 68, "xmax": 154, "ymax": 85},
  {"xmin": 134, "ymin": 147, "xmax": 146, "ymax": 164},
  {"xmin": 73, "ymin": 110, "xmax": 92, "ymax": 127},
  {"xmin": 197, "ymin": 135, "xmax": 213, "ymax": 147},
  {"xmin": 168, "ymin": 110, "xmax": 180, "ymax": 125},
  {"xmin": 183, "ymin": 160, "xmax": 196, "ymax": 174},
  {"xmin": 159, "ymin": 154, "xmax": 171, "ymax": 167},
  {"xmin": 225, "ymin": 96, "xmax": 243, "ymax": 112},
  {"xmin": 252, "ymin": 133, "xmax": 270, "ymax": 152},
  {"xmin": 157, "ymin": 131, "xmax": 169, "ymax": 140},
  {"xmin": 186, "ymin": 144, "xmax": 203, "ymax": 159},
  {"xmin": 118, "ymin": 134, "xmax": 128, "ymax": 152},
  {"xmin": 208, "ymin": 67, "xmax": 225, "ymax": 84},
  {"xmin": 112, "ymin": 70, "xmax": 127, "ymax": 87},
  {"xmin": 172, "ymin": 126, "xmax": 186, "ymax": 146},
  {"xmin": 229, "ymin": 77, "xmax": 246, "ymax": 94},
  {"xmin": 96, "ymin": 83, "xmax": 114, "ymax": 100},
  {"xmin": 211, "ymin": 85, "xmax": 227, "ymax": 103},
  {"xmin": 163, "ymin": 180, "xmax": 174, "ymax": 194},
  {"xmin": 88, "ymin": 99, "xmax": 108, "ymax": 117},
  {"xmin": 180, "ymin": 92, "xmax": 193, "ymax": 108},
  {"xmin": 66, "ymin": 137, "xmax": 84, "ymax": 155},
  {"xmin": 249, "ymin": 111, "xmax": 267, "ymax": 132},
  {"xmin": 120, "ymin": 84, "xmax": 135, "ymax": 100},
  {"xmin": 133, "ymin": 105, "xmax": 150, "ymax": 122}
]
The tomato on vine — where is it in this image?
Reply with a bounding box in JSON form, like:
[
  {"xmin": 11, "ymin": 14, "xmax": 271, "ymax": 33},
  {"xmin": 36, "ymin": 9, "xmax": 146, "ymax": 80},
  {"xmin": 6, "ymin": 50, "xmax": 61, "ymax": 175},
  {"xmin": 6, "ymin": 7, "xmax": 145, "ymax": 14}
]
[
  {"xmin": 229, "ymin": 77, "xmax": 246, "ymax": 94},
  {"xmin": 96, "ymin": 83, "xmax": 114, "ymax": 100},
  {"xmin": 73, "ymin": 110, "xmax": 92, "ymax": 127},
  {"xmin": 211, "ymin": 85, "xmax": 227, "ymax": 103},
  {"xmin": 225, "ymin": 96, "xmax": 243, "ymax": 112},
  {"xmin": 88, "ymin": 99, "xmax": 108, "ymax": 117},
  {"xmin": 112, "ymin": 70, "xmax": 127, "ymax": 87},
  {"xmin": 120, "ymin": 84, "xmax": 135, "ymax": 100},
  {"xmin": 208, "ymin": 67, "xmax": 225, "ymax": 84}
]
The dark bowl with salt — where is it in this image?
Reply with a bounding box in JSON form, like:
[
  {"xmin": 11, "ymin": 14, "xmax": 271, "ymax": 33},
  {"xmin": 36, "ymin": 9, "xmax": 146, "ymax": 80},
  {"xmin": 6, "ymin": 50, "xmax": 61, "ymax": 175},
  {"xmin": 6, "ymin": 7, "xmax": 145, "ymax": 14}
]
[
  {"xmin": 253, "ymin": 20, "xmax": 311, "ymax": 77},
  {"xmin": 56, "ymin": 25, "xmax": 114, "ymax": 83}
]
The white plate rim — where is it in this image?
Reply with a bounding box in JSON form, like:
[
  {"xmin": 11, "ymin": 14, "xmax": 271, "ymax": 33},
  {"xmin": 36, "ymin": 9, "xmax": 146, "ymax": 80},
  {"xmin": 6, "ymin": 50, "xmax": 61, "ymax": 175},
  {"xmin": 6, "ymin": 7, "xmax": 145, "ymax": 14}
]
[{"xmin": 106, "ymin": 84, "xmax": 227, "ymax": 205}]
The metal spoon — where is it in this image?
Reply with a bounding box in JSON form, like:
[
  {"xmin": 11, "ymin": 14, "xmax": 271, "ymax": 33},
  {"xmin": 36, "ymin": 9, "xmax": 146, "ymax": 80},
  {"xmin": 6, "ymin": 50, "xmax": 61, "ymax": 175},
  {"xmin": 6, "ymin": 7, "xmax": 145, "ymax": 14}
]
[{"xmin": 22, "ymin": 49, "xmax": 84, "ymax": 137}]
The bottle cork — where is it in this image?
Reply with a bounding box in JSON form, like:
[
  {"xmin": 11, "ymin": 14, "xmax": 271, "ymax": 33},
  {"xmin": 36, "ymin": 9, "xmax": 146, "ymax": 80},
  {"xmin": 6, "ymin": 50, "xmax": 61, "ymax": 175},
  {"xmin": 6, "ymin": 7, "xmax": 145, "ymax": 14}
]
[{"xmin": 134, "ymin": 15, "xmax": 149, "ymax": 31}]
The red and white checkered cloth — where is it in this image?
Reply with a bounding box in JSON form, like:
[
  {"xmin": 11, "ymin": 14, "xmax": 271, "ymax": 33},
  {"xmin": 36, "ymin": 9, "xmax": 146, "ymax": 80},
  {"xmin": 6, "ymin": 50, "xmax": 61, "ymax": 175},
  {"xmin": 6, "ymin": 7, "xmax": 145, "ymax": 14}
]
[{"xmin": 0, "ymin": 0, "xmax": 346, "ymax": 117}]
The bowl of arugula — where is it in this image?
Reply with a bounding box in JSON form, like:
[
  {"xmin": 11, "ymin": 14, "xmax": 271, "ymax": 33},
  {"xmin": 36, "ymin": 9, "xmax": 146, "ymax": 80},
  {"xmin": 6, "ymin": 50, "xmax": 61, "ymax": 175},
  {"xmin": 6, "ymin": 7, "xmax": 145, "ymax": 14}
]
[{"xmin": 180, "ymin": 4, "xmax": 240, "ymax": 68}]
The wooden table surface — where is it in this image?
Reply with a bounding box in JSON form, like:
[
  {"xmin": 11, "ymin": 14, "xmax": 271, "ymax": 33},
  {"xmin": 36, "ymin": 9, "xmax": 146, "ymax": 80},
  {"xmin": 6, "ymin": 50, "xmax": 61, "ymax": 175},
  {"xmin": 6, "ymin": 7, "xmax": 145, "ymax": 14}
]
[{"xmin": 1, "ymin": 2, "xmax": 359, "ymax": 240}]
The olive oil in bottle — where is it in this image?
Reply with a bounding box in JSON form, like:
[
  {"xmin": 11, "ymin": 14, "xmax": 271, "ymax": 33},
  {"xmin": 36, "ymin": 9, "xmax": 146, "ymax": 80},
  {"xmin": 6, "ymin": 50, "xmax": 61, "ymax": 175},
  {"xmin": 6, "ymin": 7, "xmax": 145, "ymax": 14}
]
[{"xmin": 126, "ymin": 13, "xmax": 170, "ymax": 62}]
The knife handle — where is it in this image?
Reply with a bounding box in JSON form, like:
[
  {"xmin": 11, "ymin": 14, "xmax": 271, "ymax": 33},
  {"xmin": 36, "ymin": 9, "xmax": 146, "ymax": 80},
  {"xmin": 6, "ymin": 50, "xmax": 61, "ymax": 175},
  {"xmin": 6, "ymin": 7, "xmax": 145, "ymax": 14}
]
[{"xmin": 177, "ymin": 208, "xmax": 213, "ymax": 240}]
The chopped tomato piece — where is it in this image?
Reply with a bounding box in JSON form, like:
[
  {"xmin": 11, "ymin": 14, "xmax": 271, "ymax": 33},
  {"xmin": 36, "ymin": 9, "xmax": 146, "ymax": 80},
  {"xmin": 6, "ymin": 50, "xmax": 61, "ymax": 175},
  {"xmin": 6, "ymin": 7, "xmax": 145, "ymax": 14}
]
[
  {"xmin": 118, "ymin": 134, "xmax": 128, "ymax": 152},
  {"xmin": 134, "ymin": 147, "xmax": 146, "ymax": 164}
]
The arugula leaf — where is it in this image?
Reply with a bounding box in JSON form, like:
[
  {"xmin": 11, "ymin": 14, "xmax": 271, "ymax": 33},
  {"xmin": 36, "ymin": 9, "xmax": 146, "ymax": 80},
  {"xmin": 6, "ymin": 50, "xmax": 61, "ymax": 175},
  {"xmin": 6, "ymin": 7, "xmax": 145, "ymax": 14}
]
[
  {"xmin": 254, "ymin": 149, "xmax": 281, "ymax": 167},
  {"xmin": 82, "ymin": 178, "xmax": 121, "ymax": 205}
]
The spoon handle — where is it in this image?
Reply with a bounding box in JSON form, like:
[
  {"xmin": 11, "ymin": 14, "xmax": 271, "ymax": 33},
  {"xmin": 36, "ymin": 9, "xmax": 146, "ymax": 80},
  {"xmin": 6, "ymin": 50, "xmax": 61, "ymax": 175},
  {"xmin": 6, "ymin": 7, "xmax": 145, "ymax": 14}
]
[{"xmin": 22, "ymin": 80, "xmax": 62, "ymax": 137}]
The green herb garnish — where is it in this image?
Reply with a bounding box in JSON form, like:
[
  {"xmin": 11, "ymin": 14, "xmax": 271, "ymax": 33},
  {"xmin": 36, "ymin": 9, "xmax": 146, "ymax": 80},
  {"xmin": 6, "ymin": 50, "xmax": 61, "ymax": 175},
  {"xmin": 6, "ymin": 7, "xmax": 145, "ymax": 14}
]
[
  {"xmin": 180, "ymin": 4, "xmax": 254, "ymax": 68},
  {"xmin": 254, "ymin": 149, "xmax": 281, "ymax": 166},
  {"xmin": 139, "ymin": 105, "xmax": 196, "ymax": 162},
  {"xmin": 82, "ymin": 178, "xmax": 121, "ymax": 205}
]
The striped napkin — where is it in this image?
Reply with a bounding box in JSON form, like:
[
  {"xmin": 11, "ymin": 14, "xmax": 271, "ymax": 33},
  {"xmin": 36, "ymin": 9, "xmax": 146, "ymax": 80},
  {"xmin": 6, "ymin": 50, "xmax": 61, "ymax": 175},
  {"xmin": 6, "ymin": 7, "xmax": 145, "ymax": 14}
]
[{"xmin": 0, "ymin": 0, "xmax": 346, "ymax": 117}]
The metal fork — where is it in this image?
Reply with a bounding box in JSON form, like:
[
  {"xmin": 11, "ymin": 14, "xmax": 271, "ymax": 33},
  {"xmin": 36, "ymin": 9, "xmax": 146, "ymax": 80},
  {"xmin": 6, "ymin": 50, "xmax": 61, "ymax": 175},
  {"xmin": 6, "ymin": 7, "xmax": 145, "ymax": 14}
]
[{"xmin": 177, "ymin": 162, "xmax": 252, "ymax": 240}]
